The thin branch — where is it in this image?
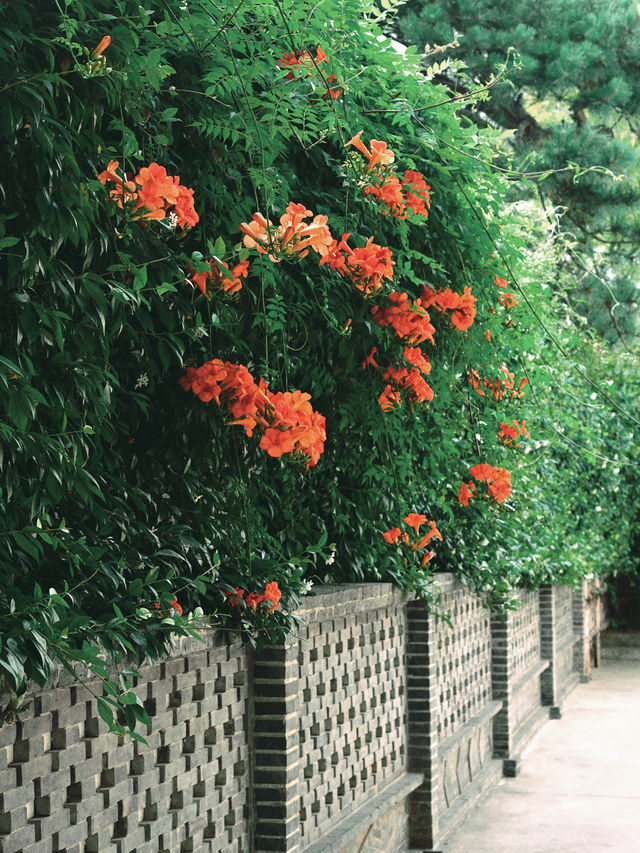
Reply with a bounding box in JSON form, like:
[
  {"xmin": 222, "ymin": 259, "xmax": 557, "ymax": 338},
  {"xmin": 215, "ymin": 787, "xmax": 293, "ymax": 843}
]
[{"xmin": 454, "ymin": 177, "xmax": 640, "ymax": 428}]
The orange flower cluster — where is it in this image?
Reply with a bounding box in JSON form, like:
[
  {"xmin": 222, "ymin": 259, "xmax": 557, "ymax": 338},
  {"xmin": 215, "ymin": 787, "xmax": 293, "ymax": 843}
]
[
  {"xmin": 371, "ymin": 291, "xmax": 435, "ymax": 345},
  {"xmin": 179, "ymin": 360, "xmax": 326, "ymax": 467},
  {"xmin": 379, "ymin": 366, "xmax": 434, "ymax": 411},
  {"xmin": 458, "ymin": 464, "xmax": 512, "ymax": 506},
  {"xmin": 179, "ymin": 359, "xmax": 262, "ymax": 428},
  {"xmin": 369, "ymin": 296, "xmax": 435, "ymax": 413},
  {"xmin": 420, "ymin": 284, "xmax": 477, "ymax": 332},
  {"xmin": 278, "ymin": 45, "xmax": 327, "ymax": 76},
  {"xmin": 97, "ymin": 160, "xmax": 199, "ymax": 229},
  {"xmin": 239, "ymin": 203, "xmax": 394, "ymax": 297},
  {"xmin": 402, "ymin": 171, "xmax": 432, "ymax": 217},
  {"xmin": 499, "ymin": 292, "xmax": 518, "ymax": 309},
  {"xmin": 346, "ymin": 132, "xmax": 431, "ymax": 219},
  {"xmin": 469, "ymin": 366, "xmax": 528, "ymax": 401},
  {"xmin": 382, "ymin": 513, "xmax": 442, "ymax": 566},
  {"xmin": 497, "ymin": 419, "xmax": 530, "ymax": 448},
  {"xmin": 377, "ymin": 346, "xmax": 434, "ymax": 412},
  {"xmin": 190, "ymin": 259, "xmax": 249, "ymax": 297},
  {"xmin": 223, "ymin": 581, "xmax": 282, "ymax": 613},
  {"xmin": 346, "ymin": 131, "xmax": 396, "ymax": 171},
  {"xmin": 259, "ymin": 389, "xmax": 326, "ymax": 467},
  {"xmin": 240, "ymin": 202, "xmax": 332, "ymax": 263},
  {"xmin": 277, "ymin": 46, "xmax": 342, "ymax": 98},
  {"xmin": 320, "ymin": 233, "xmax": 394, "ymax": 296}
]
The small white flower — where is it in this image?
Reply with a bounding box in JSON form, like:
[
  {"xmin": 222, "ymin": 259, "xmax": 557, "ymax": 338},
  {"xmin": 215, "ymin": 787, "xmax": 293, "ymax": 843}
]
[
  {"xmin": 301, "ymin": 580, "xmax": 314, "ymax": 595},
  {"xmin": 167, "ymin": 211, "xmax": 179, "ymax": 229},
  {"xmin": 135, "ymin": 372, "xmax": 150, "ymax": 389}
]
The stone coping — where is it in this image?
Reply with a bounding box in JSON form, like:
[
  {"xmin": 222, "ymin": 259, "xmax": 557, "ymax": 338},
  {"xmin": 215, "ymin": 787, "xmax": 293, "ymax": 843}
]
[
  {"xmin": 438, "ymin": 699, "xmax": 503, "ymax": 759},
  {"xmin": 510, "ymin": 658, "xmax": 549, "ymax": 698}
]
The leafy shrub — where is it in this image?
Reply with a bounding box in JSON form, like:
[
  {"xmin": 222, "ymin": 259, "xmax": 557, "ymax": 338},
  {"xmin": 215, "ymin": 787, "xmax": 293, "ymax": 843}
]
[{"xmin": 1, "ymin": 0, "xmax": 637, "ymax": 733}]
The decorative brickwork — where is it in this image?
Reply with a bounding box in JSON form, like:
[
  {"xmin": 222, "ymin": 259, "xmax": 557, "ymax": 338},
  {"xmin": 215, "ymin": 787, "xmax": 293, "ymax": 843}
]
[
  {"xmin": 0, "ymin": 633, "xmax": 250, "ymax": 853},
  {"xmin": 491, "ymin": 591, "xmax": 548, "ymax": 772},
  {"xmin": 0, "ymin": 580, "xmax": 596, "ymax": 853},
  {"xmin": 407, "ymin": 576, "xmax": 502, "ymax": 849},
  {"xmin": 540, "ymin": 584, "xmax": 579, "ymax": 714},
  {"xmin": 433, "ymin": 582, "xmax": 493, "ymax": 744},
  {"xmin": 507, "ymin": 591, "xmax": 542, "ymax": 681},
  {"xmin": 293, "ymin": 586, "xmax": 412, "ymax": 850}
]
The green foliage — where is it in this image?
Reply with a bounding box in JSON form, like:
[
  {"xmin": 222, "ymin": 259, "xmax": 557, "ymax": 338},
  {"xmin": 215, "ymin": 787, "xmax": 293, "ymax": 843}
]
[
  {"xmin": 1, "ymin": 0, "xmax": 638, "ymax": 733},
  {"xmin": 398, "ymin": 0, "xmax": 640, "ymax": 344}
]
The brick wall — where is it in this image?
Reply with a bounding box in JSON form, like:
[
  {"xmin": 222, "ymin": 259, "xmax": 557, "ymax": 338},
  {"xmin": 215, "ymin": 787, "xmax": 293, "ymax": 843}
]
[
  {"xmin": 0, "ymin": 579, "xmax": 597, "ymax": 853},
  {"xmin": 407, "ymin": 576, "xmax": 502, "ymax": 849},
  {"xmin": 491, "ymin": 591, "xmax": 548, "ymax": 774},
  {"xmin": 0, "ymin": 632, "xmax": 250, "ymax": 853},
  {"xmin": 540, "ymin": 584, "xmax": 579, "ymax": 715},
  {"xmin": 573, "ymin": 579, "xmax": 608, "ymax": 680},
  {"xmin": 253, "ymin": 584, "xmax": 422, "ymax": 853}
]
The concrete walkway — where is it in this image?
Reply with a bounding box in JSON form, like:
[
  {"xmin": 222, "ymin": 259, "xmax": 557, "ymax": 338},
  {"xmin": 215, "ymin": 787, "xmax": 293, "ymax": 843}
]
[{"xmin": 442, "ymin": 658, "xmax": 640, "ymax": 853}]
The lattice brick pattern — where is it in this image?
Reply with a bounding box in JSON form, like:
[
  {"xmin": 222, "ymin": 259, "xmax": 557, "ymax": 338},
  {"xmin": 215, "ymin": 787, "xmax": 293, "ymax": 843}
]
[
  {"xmin": 433, "ymin": 589, "xmax": 492, "ymax": 743},
  {"xmin": 509, "ymin": 591, "xmax": 542, "ymax": 680},
  {"xmin": 296, "ymin": 600, "xmax": 407, "ymax": 848},
  {"xmin": 0, "ymin": 636, "xmax": 250, "ymax": 853}
]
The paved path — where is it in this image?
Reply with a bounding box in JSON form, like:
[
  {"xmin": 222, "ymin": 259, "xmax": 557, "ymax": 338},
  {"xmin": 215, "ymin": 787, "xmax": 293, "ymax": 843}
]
[{"xmin": 442, "ymin": 658, "xmax": 640, "ymax": 853}]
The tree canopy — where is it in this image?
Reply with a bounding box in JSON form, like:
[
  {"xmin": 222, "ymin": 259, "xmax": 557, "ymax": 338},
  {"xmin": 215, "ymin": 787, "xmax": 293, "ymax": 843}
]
[{"xmin": 398, "ymin": 0, "xmax": 640, "ymax": 344}]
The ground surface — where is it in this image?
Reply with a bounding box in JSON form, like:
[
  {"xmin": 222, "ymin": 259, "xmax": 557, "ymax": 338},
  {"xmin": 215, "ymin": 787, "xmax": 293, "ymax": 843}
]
[{"xmin": 442, "ymin": 656, "xmax": 640, "ymax": 853}]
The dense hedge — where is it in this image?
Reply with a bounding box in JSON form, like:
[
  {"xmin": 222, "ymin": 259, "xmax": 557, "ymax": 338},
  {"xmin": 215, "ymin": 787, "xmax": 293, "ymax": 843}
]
[{"xmin": 1, "ymin": 0, "xmax": 637, "ymax": 733}]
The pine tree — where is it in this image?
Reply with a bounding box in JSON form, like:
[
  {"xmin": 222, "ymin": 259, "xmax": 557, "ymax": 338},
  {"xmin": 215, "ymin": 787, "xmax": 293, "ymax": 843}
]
[{"xmin": 398, "ymin": 0, "xmax": 640, "ymax": 344}]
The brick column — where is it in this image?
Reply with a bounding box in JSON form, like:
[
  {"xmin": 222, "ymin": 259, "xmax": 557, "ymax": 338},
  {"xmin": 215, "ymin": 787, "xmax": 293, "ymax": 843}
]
[
  {"xmin": 252, "ymin": 643, "xmax": 301, "ymax": 852},
  {"xmin": 406, "ymin": 601, "xmax": 441, "ymax": 851},
  {"xmin": 572, "ymin": 580, "xmax": 590, "ymax": 682},
  {"xmin": 490, "ymin": 613, "xmax": 515, "ymax": 772},
  {"xmin": 539, "ymin": 585, "xmax": 558, "ymax": 715},
  {"xmin": 541, "ymin": 584, "xmax": 579, "ymax": 718}
]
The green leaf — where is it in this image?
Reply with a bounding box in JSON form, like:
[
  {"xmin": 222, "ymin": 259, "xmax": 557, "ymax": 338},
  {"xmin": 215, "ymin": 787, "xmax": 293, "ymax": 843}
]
[{"xmin": 97, "ymin": 697, "xmax": 114, "ymax": 728}]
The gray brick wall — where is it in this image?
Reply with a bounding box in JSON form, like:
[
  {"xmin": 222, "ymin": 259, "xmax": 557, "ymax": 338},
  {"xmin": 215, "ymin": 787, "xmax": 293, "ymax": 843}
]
[
  {"xmin": 0, "ymin": 632, "xmax": 250, "ymax": 853},
  {"xmin": 0, "ymin": 580, "xmax": 594, "ymax": 853},
  {"xmin": 540, "ymin": 585, "xmax": 579, "ymax": 713},
  {"xmin": 407, "ymin": 576, "xmax": 502, "ymax": 849},
  {"xmin": 432, "ymin": 581, "xmax": 493, "ymax": 743},
  {"xmin": 491, "ymin": 591, "xmax": 548, "ymax": 770},
  {"xmin": 295, "ymin": 588, "xmax": 408, "ymax": 848},
  {"xmin": 573, "ymin": 579, "xmax": 607, "ymax": 679}
]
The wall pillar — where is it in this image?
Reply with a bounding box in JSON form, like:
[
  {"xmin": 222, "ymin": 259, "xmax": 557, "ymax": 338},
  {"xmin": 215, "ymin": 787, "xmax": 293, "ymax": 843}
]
[
  {"xmin": 252, "ymin": 643, "xmax": 301, "ymax": 853},
  {"xmin": 406, "ymin": 601, "xmax": 441, "ymax": 851},
  {"xmin": 572, "ymin": 580, "xmax": 591, "ymax": 682}
]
